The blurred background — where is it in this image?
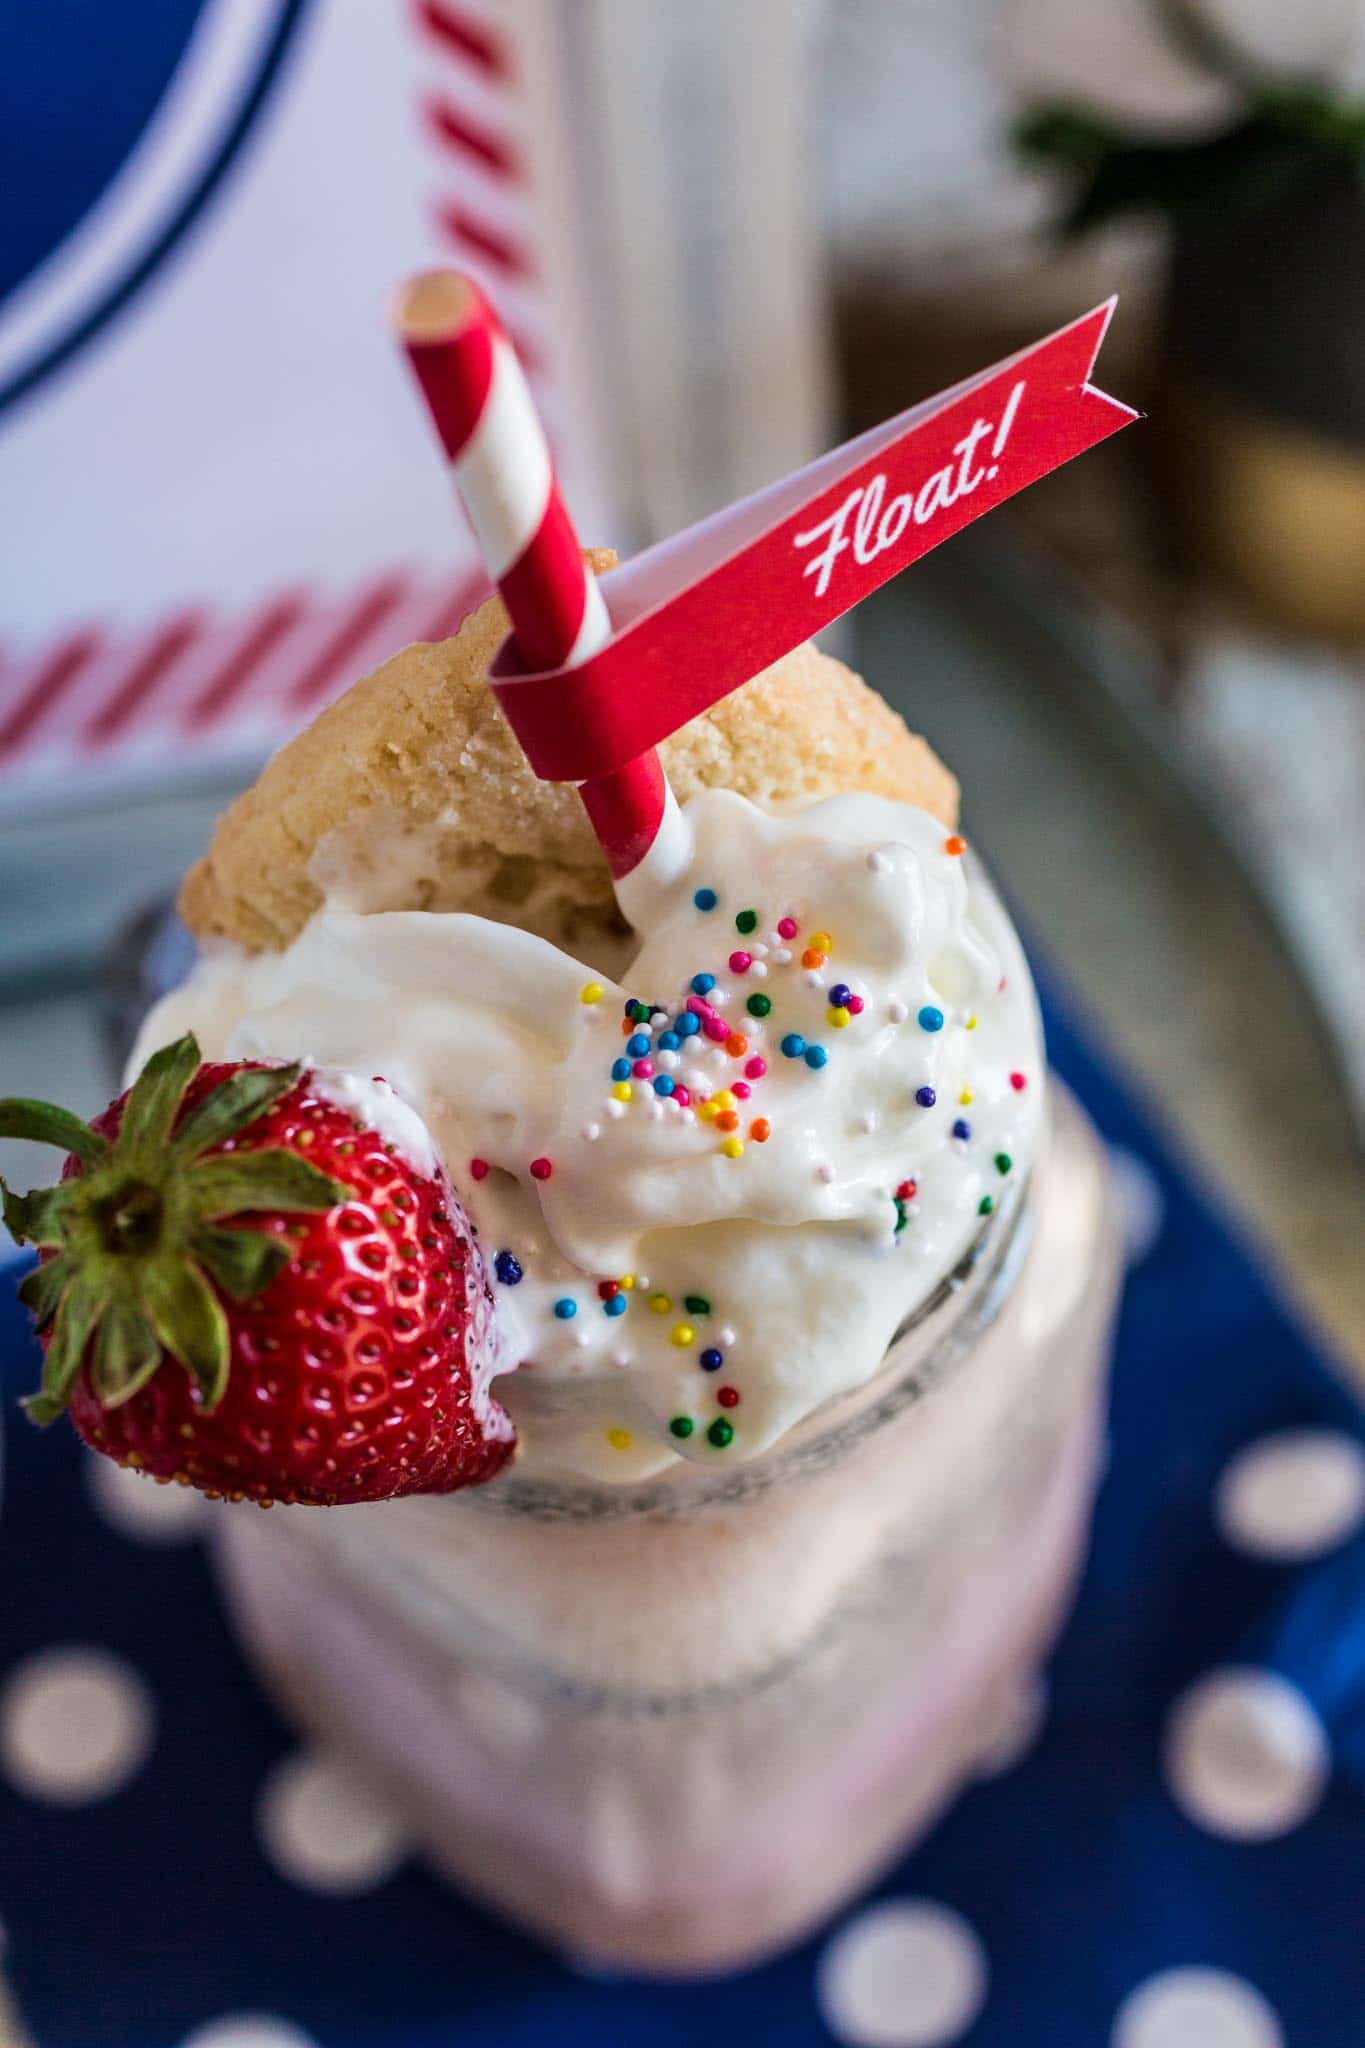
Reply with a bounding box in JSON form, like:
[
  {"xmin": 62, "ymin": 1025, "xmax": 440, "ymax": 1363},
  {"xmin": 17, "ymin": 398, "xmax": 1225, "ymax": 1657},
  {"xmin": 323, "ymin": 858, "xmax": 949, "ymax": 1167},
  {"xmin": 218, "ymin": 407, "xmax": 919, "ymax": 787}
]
[{"xmin": 1, "ymin": 0, "xmax": 1362, "ymax": 1390}]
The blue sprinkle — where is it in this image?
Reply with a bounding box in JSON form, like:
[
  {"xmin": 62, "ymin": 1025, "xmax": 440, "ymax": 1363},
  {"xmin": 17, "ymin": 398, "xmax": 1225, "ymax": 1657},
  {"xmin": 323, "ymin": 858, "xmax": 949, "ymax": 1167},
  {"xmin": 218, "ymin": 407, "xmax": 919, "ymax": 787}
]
[
  {"xmin": 658, "ymin": 1031, "xmax": 680, "ymax": 1051},
  {"xmin": 624, "ymin": 998, "xmax": 638, "ymax": 1016},
  {"xmin": 691, "ymin": 973, "xmax": 716, "ymax": 996},
  {"xmin": 829, "ymin": 982, "xmax": 852, "ymax": 1008},
  {"xmin": 653, "ymin": 1074, "xmax": 675, "ymax": 1096},
  {"xmin": 700, "ymin": 1347, "xmax": 724, "ymax": 1372},
  {"xmin": 918, "ymin": 1005, "xmax": 945, "ymax": 1033},
  {"xmin": 804, "ymin": 1044, "xmax": 829, "ymax": 1070},
  {"xmin": 553, "ymin": 1297, "xmax": 577, "ymax": 1321},
  {"xmin": 694, "ymin": 887, "xmax": 718, "ymax": 911},
  {"xmin": 611, "ymin": 1058, "xmax": 632, "ymax": 1082},
  {"xmin": 494, "ymin": 1249, "xmax": 523, "ymax": 1286},
  {"xmin": 604, "ymin": 1293, "xmax": 628, "ymax": 1317},
  {"xmin": 627, "ymin": 1033, "xmax": 651, "ymax": 1057},
  {"xmin": 952, "ymin": 1118, "xmax": 971, "ymax": 1141},
  {"xmin": 781, "ymin": 1033, "xmax": 806, "ymax": 1058},
  {"xmin": 915, "ymin": 1086, "xmax": 937, "ymax": 1109},
  {"xmin": 675, "ymin": 1012, "xmax": 701, "ymax": 1038}
]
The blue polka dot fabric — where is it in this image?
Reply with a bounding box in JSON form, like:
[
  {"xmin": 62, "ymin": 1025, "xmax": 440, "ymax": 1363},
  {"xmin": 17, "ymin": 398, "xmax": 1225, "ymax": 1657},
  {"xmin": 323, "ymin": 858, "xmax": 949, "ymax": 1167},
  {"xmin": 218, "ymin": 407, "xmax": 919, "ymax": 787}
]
[{"xmin": 2, "ymin": 988, "xmax": 1363, "ymax": 2048}]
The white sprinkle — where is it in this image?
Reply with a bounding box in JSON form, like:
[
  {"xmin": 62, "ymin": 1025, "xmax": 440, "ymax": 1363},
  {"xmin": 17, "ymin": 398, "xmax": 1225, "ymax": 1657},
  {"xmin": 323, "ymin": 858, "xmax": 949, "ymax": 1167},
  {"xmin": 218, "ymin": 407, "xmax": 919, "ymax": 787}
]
[
  {"xmin": 857, "ymin": 1109, "xmax": 877, "ymax": 1134},
  {"xmin": 605, "ymin": 1099, "xmax": 626, "ymax": 1120},
  {"xmin": 749, "ymin": 960, "xmax": 769, "ymax": 981},
  {"xmin": 887, "ymin": 997, "xmax": 908, "ymax": 1023},
  {"xmin": 657, "ymin": 1048, "xmax": 680, "ymax": 1072},
  {"xmin": 772, "ymin": 948, "xmax": 792, "ymax": 966},
  {"xmin": 574, "ymin": 1326, "xmax": 592, "ymax": 1349},
  {"xmin": 613, "ymin": 1350, "xmax": 633, "ymax": 1370},
  {"xmin": 581, "ymin": 1123, "xmax": 601, "ymax": 1143},
  {"xmin": 804, "ymin": 969, "xmax": 823, "ymax": 989},
  {"xmin": 686, "ymin": 1068, "xmax": 709, "ymax": 1092},
  {"xmin": 709, "ymin": 1044, "xmax": 728, "ymax": 1065},
  {"xmin": 867, "ymin": 848, "xmax": 892, "ymax": 872},
  {"xmin": 751, "ymin": 942, "xmax": 769, "ymax": 959},
  {"xmin": 646, "ymin": 1098, "xmax": 664, "ymax": 1121},
  {"xmin": 710, "ymin": 985, "xmax": 729, "ymax": 1006},
  {"xmin": 719, "ymin": 1325, "xmax": 737, "ymax": 1348},
  {"xmin": 636, "ymin": 1274, "xmax": 651, "ymax": 1289}
]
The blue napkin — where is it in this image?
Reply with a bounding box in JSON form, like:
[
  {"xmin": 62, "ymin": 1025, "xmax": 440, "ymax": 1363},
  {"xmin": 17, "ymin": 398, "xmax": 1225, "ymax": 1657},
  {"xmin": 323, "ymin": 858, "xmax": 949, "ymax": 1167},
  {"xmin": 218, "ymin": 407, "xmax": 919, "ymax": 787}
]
[{"xmin": 2, "ymin": 987, "xmax": 1362, "ymax": 2048}]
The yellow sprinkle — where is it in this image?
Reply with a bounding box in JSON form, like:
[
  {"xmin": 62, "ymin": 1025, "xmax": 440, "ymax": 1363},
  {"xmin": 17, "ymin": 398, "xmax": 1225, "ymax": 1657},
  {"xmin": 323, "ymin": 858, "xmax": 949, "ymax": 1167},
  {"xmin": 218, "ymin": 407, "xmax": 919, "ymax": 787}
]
[
  {"xmin": 698, "ymin": 1100, "xmax": 720, "ymax": 1123},
  {"xmin": 966, "ymin": 1013, "xmax": 978, "ymax": 1031},
  {"xmin": 827, "ymin": 1006, "xmax": 851, "ymax": 1029},
  {"xmin": 670, "ymin": 1323, "xmax": 695, "ymax": 1347},
  {"xmin": 959, "ymin": 1087, "xmax": 974, "ymax": 1106},
  {"xmin": 611, "ymin": 1081, "xmax": 633, "ymax": 1102},
  {"xmin": 618, "ymin": 1274, "xmax": 635, "ymax": 1291},
  {"xmin": 811, "ymin": 930, "xmax": 832, "ymax": 952},
  {"xmin": 713, "ymin": 1089, "xmax": 736, "ymax": 1112},
  {"xmin": 606, "ymin": 1427, "xmax": 633, "ymax": 1452},
  {"xmin": 580, "ymin": 981, "xmax": 605, "ymax": 1005},
  {"xmin": 649, "ymin": 1292, "xmax": 672, "ymax": 1314},
  {"xmin": 721, "ymin": 1137, "xmax": 745, "ymax": 1159}
]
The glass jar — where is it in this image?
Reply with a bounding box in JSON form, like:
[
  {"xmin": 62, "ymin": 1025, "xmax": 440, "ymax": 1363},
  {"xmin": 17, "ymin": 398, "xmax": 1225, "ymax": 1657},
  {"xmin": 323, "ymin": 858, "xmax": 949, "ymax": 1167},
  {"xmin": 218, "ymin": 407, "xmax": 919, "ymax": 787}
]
[{"xmin": 215, "ymin": 1080, "xmax": 1120, "ymax": 1974}]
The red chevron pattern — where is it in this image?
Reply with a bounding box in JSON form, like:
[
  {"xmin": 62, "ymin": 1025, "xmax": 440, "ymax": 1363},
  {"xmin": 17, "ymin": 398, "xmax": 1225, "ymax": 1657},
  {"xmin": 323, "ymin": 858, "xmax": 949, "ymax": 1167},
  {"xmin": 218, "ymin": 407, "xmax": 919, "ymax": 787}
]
[{"xmin": 0, "ymin": 1, "xmax": 546, "ymax": 800}]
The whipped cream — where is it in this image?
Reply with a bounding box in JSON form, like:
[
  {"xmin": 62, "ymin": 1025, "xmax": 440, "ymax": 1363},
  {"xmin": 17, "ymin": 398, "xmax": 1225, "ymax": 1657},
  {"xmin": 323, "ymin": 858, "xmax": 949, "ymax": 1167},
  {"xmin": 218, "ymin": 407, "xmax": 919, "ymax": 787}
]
[{"xmin": 135, "ymin": 790, "xmax": 1044, "ymax": 1482}]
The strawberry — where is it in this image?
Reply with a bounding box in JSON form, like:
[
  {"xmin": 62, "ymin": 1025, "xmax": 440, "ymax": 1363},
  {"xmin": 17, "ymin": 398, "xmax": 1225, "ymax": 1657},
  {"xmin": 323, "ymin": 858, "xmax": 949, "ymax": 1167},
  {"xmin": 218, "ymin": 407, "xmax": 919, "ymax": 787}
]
[{"xmin": 0, "ymin": 1034, "xmax": 513, "ymax": 1505}]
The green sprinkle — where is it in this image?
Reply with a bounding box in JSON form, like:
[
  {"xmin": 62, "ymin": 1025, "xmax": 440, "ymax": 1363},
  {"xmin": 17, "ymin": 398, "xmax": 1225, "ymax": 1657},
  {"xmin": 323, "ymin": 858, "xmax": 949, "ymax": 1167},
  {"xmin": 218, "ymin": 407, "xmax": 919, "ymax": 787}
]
[
  {"xmin": 683, "ymin": 1294, "xmax": 711, "ymax": 1316},
  {"xmin": 735, "ymin": 909, "xmax": 759, "ymax": 935},
  {"xmin": 894, "ymin": 1198, "xmax": 909, "ymax": 1235},
  {"xmin": 994, "ymin": 1152, "xmax": 1012, "ymax": 1175},
  {"xmin": 978, "ymin": 1195, "xmax": 995, "ymax": 1216},
  {"xmin": 746, "ymin": 993, "xmax": 772, "ymax": 1018},
  {"xmin": 669, "ymin": 1415, "xmax": 695, "ymax": 1439},
  {"xmin": 707, "ymin": 1418, "xmax": 734, "ymax": 1448}
]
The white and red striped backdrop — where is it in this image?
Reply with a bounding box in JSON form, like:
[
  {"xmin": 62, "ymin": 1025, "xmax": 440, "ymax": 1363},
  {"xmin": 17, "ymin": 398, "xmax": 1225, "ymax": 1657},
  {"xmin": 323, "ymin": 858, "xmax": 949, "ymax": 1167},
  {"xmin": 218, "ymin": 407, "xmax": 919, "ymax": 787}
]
[{"xmin": 0, "ymin": 0, "xmax": 617, "ymax": 811}]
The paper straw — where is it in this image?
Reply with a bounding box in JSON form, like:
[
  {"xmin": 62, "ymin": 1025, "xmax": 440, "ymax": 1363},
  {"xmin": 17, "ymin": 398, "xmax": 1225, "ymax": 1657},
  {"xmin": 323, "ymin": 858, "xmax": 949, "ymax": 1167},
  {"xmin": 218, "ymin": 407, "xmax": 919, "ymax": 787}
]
[{"xmin": 394, "ymin": 269, "xmax": 689, "ymax": 909}]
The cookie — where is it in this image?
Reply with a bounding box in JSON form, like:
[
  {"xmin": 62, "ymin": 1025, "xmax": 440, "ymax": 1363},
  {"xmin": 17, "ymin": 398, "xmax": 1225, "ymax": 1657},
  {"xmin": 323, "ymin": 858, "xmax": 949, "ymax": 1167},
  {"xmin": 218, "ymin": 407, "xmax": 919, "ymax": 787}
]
[{"xmin": 179, "ymin": 551, "xmax": 958, "ymax": 975}]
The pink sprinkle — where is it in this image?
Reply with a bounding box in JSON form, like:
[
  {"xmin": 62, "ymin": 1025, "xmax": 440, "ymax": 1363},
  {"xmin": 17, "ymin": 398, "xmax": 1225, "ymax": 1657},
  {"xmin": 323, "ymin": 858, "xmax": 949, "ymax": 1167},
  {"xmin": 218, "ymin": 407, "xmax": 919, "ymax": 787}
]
[
  {"xmin": 529, "ymin": 1156, "xmax": 553, "ymax": 1180},
  {"xmin": 847, "ymin": 994, "xmax": 865, "ymax": 1015},
  {"xmin": 703, "ymin": 1016, "xmax": 729, "ymax": 1043},
  {"xmin": 687, "ymin": 994, "xmax": 707, "ymax": 1015},
  {"xmin": 745, "ymin": 1057, "xmax": 767, "ymax": 1080},
  {"xmin": 1009, "ymin": 1071, "xmax": 1027, "ymax": 1092},
  {"xmin": 632, "ymin": 1059, "xmax": 654, "ymax": 1079},
  {"xmin": 470, "ymin": 1158, "xmax": 489, "ymax": 1181},
  {"xmin": 728, "ymin": 950, "xmax": 752, "ymax": 974},
  {"xmin": 732, "ymin": 1081, "xmax": 751, "ymax": 1100},
  {"xmin": 673, "ymin": 1086, "xmax": 691, "ymax": 1108},
  {"xmin": 777, "ymin": 917, "xmax": 798, "ymax": 940}
]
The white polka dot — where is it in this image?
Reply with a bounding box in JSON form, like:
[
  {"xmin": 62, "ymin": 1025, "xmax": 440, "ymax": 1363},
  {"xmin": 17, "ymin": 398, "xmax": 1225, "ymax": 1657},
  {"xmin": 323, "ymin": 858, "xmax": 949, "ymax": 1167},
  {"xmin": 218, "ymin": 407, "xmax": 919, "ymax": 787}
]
[
  {"xmin": 1216, "ymin": 1430, "xmax": 1365, "ymax": 1561},
  {"xmin": 1113, "ymin": 1967, "xmax": 1283, "ymax": 2048},
  {"xmin": 1165, "ymin": 1667, "xmax": 1328, "ymax": 1840},
  {"xmin": 181, "ymin": 2019, "xmax": 318, "ymax": 2048},
  {"xmin": 1, "ymin": 1647, "xmax": 154, "ymax": 1805},
  {"xmin": 85, "ymin": 1452, "xmax": 206, "ymax": 1543},
  {"xmin": 258, "ymin": 1750, "xmax": 410, "ymax": 1894},
  {"xmin": 819, "ymin": 1900, "xmax": 987, "ymax": 2047},
  {"xmin": 975, "ymin": 1677, "xmax": 1048, "ymax": 1778},
  {"xmin": 1107, "ymin": 1145, "xmax": 1165, "ymax": 1264}
]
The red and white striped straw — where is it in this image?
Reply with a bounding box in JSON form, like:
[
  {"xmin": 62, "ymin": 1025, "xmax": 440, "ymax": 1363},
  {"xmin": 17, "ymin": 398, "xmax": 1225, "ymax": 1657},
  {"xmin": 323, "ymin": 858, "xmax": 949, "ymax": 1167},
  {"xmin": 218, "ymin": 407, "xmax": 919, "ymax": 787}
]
[{"xmin": 394, "ymin": 269, "xmax": 688, "ymax": 907}]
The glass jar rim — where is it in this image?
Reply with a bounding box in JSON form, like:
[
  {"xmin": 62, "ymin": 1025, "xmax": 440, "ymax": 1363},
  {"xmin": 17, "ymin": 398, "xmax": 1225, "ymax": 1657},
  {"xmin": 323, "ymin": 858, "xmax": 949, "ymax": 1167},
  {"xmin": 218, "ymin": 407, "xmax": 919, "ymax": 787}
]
[{"xmin": 451, "ymin": 1171, "xmax": 1034, "ymax": 1524}]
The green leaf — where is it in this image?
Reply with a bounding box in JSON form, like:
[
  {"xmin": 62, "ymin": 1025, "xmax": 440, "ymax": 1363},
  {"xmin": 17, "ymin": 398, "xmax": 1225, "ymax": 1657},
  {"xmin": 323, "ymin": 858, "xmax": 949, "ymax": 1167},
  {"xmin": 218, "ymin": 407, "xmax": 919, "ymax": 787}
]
[
  {"xmin": 141, "ymin": 1256, "xmax": 230, "ymax": 1409},
  {"xmin": 117, "ymin": 1034, "xmax": 201, "ymax": 1164},
  {"xmin": 187, "ymin": 1148, "xmax": 350, "ymax": 1221},
  {"xmin": 17, "ymin": 1253, "xmax": 71, "ymax": 1328},
  {"xmin": 192, "ymin": 1224, "xmax": 291, "ymax": 1302},
  {"xmin": 89, "ymin": 1298, "xmax": 163, "ymax": 1408},
  {"xmin": 2, "ymin": 1178, "xmax": 75, "ymax": 1248},
  {"xmin": 171, "ymin": 1064, "xmax": 302, "ymax": 1161},
  {"xmin": 0, "ymin": 1098, "xmax": 109, "ymax": 1166},
  {"xmin": 22, "ymin": 1269, "xmax": 105, "ymax": 1426}
]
